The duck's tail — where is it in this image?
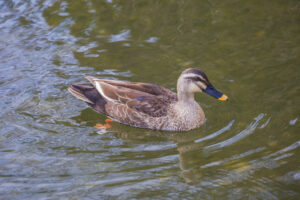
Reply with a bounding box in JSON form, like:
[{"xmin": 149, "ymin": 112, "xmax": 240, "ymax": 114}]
[{"xmin": 68, "ymin": 84, "xmax": 107, "ymax": 114}]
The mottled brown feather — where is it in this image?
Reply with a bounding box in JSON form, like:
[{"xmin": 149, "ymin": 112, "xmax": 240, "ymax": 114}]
[{"xmin": 86, "ymin": 77, "xmax": 177, "ymax": 118}]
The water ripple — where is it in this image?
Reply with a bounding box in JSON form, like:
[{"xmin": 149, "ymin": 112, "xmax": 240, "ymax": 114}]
[
  {"xmin": 0, "ymin": 0, "xmax": 299, "ymax": 199},
  {"xmin": 195, "ymin": 120, "xmax": 235, "ymax": 143},
  {"xmin": 205, "ymin": 113, "xmax": 265, "ymax": 150}
]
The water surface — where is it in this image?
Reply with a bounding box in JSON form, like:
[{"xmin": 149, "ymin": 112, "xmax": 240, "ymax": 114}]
[{"xmin": 0, "ymin": 0, "xmax": 299, "ymax": 199}]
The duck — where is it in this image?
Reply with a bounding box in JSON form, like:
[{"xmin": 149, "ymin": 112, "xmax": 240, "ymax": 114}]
[{"xmin": 68, "ymin": 68, "xmax": 228, "ymax": 131}]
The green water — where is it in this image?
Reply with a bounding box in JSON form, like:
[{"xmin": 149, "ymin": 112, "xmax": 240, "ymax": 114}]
[{"xmin": 0, "ymin": 0, "xmax": 299, "ymax": 199}]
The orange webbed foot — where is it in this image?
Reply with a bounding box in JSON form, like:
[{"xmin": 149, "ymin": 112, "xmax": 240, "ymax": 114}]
[{"xmin": 94, "ymin": 119, "xmax": 113, "ymax": 129}]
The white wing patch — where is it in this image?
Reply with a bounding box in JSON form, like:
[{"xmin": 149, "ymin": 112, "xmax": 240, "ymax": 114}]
[{"xmin": 95, "ymin": 82, "xmax": 118, "ymax": 103}]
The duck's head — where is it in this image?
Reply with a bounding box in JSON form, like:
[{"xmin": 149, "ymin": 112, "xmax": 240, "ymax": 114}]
[{"xmin": 177, "ymin": 68, "xmax": 228, "ymax": 101}]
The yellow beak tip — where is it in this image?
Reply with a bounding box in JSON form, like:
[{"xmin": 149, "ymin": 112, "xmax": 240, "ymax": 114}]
[{"xmin": 218, "ymin": 94, "xmax": 228, "ymax": 101}]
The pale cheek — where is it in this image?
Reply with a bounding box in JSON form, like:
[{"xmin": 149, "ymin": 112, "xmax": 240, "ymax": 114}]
[
  {"xmin": 198, "ymin": 82, "xmax": 206, "ymax": 90},
  {"xmin": 190, "ymin": 83, "xmax": 202, "ymax": 93}
]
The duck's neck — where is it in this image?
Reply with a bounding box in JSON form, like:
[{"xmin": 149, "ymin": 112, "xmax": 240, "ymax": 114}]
[
  {"xmin": 177, "ymin": 90, "xmax": 196, "ymax": 104},
  {"xmin": 176, "ymin": 77, "xmax": 198, "ymax": 104}
]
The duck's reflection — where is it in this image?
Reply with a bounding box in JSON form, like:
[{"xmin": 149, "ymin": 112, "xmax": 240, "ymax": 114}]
[
  {"xmin": 73, "ymin": 109, "xmax": 269, "ymax": 184},
  {"xmin": 94, "ymin": 119, "xmax": 235, "ymax": 183}
]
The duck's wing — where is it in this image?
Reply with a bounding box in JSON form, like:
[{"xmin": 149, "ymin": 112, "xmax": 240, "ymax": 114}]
[
  {"xmin": 86, "ymin": 76, "xmax": 176, "ymax": 97},
  {"xmin": 85, "ymin": 76, "xmax": 177, "ymax": 117}
]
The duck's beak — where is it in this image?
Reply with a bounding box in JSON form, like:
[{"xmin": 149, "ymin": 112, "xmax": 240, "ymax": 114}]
[{"xmin": 203, "ymin": 84, "xmax": 228, "ymax": 101}]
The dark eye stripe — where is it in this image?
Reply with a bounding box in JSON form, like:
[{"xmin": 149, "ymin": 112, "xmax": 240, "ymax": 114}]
[
  {"xmin": 185, "ymin": 76, "xmax": 208, "ymax": 85},
  {"xmin": 185, "ymin": 77, "xmax": 199, "ymax": 81}
]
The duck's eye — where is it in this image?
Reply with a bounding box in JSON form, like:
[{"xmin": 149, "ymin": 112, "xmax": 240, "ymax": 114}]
[
  {"xmin": 185, "ymin": 76, "xmax": 200, "ymax": 82},
  {"xmin": 196, "ymin": 77, "xmax": 203, "ymax": 82},
  {"xmin": 185, "ymin": 76, "xmax": 208, "ymax": 86},
  {"xmin": 199, "ymin": 77, "xmax": 209, "ymax": 85}
]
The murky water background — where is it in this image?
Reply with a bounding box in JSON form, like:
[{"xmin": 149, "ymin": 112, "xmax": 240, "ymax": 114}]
[{"xmin": 0, "ymin": 0, "xmax": 299, "ymax": 199}]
